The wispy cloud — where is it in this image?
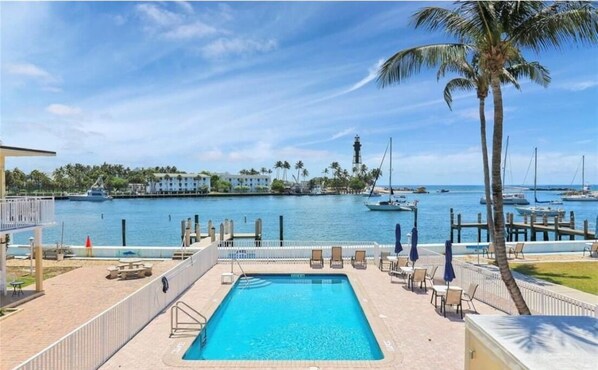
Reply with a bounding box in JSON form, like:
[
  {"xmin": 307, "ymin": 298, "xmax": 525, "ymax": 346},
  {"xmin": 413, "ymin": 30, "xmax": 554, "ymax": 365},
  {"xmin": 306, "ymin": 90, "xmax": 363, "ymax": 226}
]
[
  {"xmin": 6, "ymin": 63, "xmax": 57, "ymax": 83},
  {"xmin": 46, "ymin": 104, "xmax": 82, "ymax": 117},
  {"xmin": 331, "ymin": 128, "xmax": 355, "ymax": 140},
  {"xmin": 136, "ymin": 2, "xmax": 220, "ymax": 40},
  {"xmin": 559, "ymin": 79, "xmax": 598, "ymax": 91},
  {"xmin": 201, "ymin": 38, "xmax": 278, "ymax": 58},
  {"xmin": 136, "ymin": 3, "xmax": 181, "ymax": 27}
]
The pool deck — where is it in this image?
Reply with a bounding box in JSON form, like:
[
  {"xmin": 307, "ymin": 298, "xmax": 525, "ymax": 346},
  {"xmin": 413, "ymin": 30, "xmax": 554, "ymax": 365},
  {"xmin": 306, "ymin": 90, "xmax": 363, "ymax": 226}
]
[{"xmin": 100, "ymin": 263, "xmax": 503, "ymax": 370}]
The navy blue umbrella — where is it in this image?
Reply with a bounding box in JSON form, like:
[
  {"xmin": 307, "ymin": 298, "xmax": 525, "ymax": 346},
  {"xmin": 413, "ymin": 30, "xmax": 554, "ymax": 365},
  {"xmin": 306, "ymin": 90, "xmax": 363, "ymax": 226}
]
[
  {"xmin": 409, "ymin": 227, "xmax": 418, "ymax": 266},
  {"xmin": 444, "ymin": 240, "xmax": 456, "ymax": 287},
  {"xmin": 394, "ymin": 224, "xmax": 403, "ymax": 255}
]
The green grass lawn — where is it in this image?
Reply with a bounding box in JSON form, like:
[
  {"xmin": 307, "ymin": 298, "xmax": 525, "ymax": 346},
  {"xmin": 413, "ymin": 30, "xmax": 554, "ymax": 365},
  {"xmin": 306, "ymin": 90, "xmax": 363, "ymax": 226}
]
[
  {"xmin": 511, "ymin": 262, "xmax": 598, "ymax": 295},
  {"xmin": 7, "ymin": 266, "xmax": 79, "ymax": 287}
]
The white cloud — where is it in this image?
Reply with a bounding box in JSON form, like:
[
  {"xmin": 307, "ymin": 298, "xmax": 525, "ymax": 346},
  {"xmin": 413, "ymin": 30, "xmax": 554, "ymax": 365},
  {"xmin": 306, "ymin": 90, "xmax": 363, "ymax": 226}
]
[
  {"xmin": 164, "ymin": 22, "xmax": 218, "ymax": 39},
  {"xmin": 136, "ymin": 3, "xmax": 181, "ymax": 27},
  {"xmin": 46, "ymin": 104, "xmax": 82, "ymax": 116},
  {"xmin": 345, "ymin": 59, "xmax": 384, "ymax": 94},
  {"xmin": 6, "ymin": 63, "xmax": 55, "ymax": 82},
  {"xmin": 174, "ymin": 1, "xmax": 194, "ymax": 14},
  {"xmin": 331, "ymin": 128, "xmax": 355, "ymax": 140},
  {"xmin": 201, "ymin": 38, "xmax": 278, "ymax": 58},
  {"xmin": 559, "ymin": 79, "xmax": 598, "ymax": 91}
]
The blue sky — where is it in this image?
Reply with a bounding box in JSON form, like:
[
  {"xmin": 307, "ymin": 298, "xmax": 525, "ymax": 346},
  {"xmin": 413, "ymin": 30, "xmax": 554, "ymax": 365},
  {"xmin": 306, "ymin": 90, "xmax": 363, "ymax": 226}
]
[{"xmin": 1, "ymin": 1, "xmax": 597, "ymax": 185}]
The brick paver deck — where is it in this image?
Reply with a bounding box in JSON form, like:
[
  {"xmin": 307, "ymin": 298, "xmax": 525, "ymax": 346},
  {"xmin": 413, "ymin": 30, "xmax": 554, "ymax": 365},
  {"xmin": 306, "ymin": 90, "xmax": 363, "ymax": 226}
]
[
  {"xmin": 0, "ymin": 260, "xmax": 177, "ymax": 370},
  {"xmin": 101, "ymin": 263, "xmax": 503, "ymax": 370}
]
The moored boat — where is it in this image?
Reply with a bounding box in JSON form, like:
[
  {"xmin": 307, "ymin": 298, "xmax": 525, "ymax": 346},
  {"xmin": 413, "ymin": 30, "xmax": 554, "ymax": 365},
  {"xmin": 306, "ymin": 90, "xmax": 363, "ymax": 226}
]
[{"xmin": 69, "ymin": 177, "xmax": 113, "ymax": 202}]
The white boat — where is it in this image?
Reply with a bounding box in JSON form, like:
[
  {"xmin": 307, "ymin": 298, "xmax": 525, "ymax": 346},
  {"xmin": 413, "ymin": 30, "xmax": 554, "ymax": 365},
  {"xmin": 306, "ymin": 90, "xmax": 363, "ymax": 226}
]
[
  {"xmin": 360, "ymin": 187, "xmax": 382, "ymax": 197},
  {"xmin": 365, "ymin": 138, "xmax": 417, "ymax": 212},
  {"xmin": 562, "ymin": 155, "xmax": 598, "ymax": 202},
  {"xmin": 69, "ymin": 177, "xmax": 113, "ymax": 201},
  {"xmin": 515, "ymin": 148, "xmax": 565, "ymax": 217},
  {"xmin": 480, "ymin": 136, "xmax": 529, "ymax": 205}
]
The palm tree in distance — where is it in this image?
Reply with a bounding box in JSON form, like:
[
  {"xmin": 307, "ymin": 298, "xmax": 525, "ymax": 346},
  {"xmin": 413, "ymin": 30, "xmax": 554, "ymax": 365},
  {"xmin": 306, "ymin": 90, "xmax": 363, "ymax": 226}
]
[
  {"xmin": 301, "ymin": 168, "xmax": 309, "ymax": 182},
  {"xmin": 439, "ymin": 54, "xmax": 551, "ymax": 243},
  {"xmin": 295, "ymin": 161, "xmax": 304, "ymax": 184},
  {"xmin": 378, "ymin": 1, "xmax": 597, "ymax": 315},
  {"xmin": 283, "ymin": 161, "xmax": 291, "ymax": 182},
  {"xmin": 274, "ymin": 161, "xmax": 283, "ymax": 180}
]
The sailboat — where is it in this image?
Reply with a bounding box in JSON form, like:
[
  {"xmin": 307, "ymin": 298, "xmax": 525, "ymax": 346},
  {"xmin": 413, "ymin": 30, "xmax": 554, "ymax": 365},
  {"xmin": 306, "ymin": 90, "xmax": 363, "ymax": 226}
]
[
  {"xmin": 480, "ymin": 136, "xmax": 529, "ymax": 205},
  {"xmin": 515, "ymin": 148, "xmax": 565, "ymax": 217},
  {"xmin": 365, "ymin": 138, "xmax": 417, "ymax": 211},
  {"xmin": 562, "ymin": 155, "xmax": 598, "ymax": 202}
]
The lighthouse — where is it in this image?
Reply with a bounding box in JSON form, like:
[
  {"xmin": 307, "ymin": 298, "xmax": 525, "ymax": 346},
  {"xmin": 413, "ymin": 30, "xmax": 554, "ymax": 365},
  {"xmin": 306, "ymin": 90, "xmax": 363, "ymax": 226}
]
[{"xmin": 352, "ymin": 135, "xmax": 362, "ymax": 174}]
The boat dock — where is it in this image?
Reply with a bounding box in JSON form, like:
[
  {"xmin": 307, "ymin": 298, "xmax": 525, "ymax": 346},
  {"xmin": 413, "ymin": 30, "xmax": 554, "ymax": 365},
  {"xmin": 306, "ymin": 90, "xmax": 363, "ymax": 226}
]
[{"xmin": 450, "ymin": 208, "xmax": 596, "ymax": 243}]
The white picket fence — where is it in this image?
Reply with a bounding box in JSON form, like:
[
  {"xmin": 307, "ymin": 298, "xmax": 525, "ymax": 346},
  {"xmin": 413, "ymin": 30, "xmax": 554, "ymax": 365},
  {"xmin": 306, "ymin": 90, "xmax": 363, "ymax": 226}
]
[
  {"xmin": 16, "ymin": 244, "xmax": 219, "ymax": 370},
  {"xmin": 0, "ymin": 196, "xmax": 55, "ymax": 232}
]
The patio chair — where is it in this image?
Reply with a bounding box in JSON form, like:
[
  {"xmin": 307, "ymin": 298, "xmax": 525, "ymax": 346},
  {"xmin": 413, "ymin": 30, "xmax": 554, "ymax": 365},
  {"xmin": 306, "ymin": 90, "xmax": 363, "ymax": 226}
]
[
  {"xmin": 583, "ymin": 242, "xmax": 598, "ymax": 257},
  {"xmin": 389, "ymin": 257, "xmax": 411, "ymax": 282},
  {"xmin": 508, "ymin": 243, "xmax": 525, "ymax": 259},
  {"xmin": 425, "ymin": 265, "xmax": 438, "ymax": 286},
  {"xmin": 409, "ymin": 267, "xmax": 427, "ymax": 292},
  {"xmin": 329, "ymin": 246, "xmax": 343, "ymax": 268},
  {"xmin": 440, "ymin": 288, "xmax": 463, "ymax": 318},
  {"xmin": 482, "ymin": 243, "xmax": 494, "ymax": 259},
  {"xmin": 310, "ymin": 249, "xmax": 324, "ymax": 268},
  {"xmin": 462, "ymin": 283, "xmax": 478, "ymax": 313},
  {"xmin": 351, "ymin": 250, "xmax": 367, "ymax": 269},
  {"xmin": 378, "ymin": 251, "xmax": 391, "ymax": 271}
]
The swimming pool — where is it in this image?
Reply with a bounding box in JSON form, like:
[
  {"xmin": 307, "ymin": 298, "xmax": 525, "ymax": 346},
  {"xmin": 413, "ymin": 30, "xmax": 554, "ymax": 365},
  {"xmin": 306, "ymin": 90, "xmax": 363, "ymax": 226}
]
[{"xmin": 183, "ymin": 274, "xmax": 383, "ymax": 360}]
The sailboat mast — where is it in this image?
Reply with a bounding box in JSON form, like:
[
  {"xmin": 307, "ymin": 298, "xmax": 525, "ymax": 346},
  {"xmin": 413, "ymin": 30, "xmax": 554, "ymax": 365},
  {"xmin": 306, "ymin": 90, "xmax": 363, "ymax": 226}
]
[
  {"xmin": 502, "ymin": 136, "xmax": 509, "ymax": 186},
  {"xmin": 389, "ymin": 138, "xmax": 393, "ymax": 201},
  {"xmin": 582, "ymin": 155, "xmax": 585, "ymax": 192},
  {"xmin": 534, "ymin": 147, "xmax": 537, "ymax": 204}
]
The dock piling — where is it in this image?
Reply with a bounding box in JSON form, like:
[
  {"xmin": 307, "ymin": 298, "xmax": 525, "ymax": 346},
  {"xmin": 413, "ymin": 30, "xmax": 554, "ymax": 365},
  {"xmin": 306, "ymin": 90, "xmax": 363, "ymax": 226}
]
[
  {"xmin": 121, "ymin": 219, "xmax": 126, "ymax": 246},
  {"xmin": 279, "ymin": 215, "xmax": 284, "ymax": 246}
]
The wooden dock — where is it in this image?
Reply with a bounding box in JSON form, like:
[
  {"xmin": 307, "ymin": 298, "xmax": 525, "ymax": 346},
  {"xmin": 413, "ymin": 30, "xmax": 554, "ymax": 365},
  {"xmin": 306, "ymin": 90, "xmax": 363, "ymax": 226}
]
[{"xmin": 450, "ymin": 208, "xmax": 596, "ymax": 243}]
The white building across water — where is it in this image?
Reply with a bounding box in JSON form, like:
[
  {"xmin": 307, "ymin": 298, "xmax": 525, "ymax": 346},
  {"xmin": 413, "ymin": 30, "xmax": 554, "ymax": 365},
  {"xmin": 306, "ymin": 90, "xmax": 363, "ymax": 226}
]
[
  {"xmin": 146, "ymin": 173, "xmax": 211, "ymax": 194},
  {"xmin": 217, "ymin": 173, "xmax": 271, "ymax": 192}
]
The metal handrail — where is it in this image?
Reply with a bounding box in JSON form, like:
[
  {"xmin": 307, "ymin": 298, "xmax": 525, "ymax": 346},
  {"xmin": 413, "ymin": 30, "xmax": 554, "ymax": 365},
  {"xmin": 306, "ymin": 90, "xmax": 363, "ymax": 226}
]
[{"xmin": 170, "ymin": 301, "xmax": 207, "ymax": 344}]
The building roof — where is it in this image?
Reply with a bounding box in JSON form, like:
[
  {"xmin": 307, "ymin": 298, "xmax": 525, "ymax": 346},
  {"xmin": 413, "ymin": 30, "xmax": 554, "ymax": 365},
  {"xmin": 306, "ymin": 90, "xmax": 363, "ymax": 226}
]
[{"xmin": 0, "ymin": 145, "xmax": 56, "ymax": 157}]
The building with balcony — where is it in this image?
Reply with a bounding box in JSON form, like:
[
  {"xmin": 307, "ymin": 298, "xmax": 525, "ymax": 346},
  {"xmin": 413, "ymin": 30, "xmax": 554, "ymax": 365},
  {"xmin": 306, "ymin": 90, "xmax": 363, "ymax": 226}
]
[
  {"xmin": 217, "ymin": 173, "xmax": 271, "ymax": 192},
  {"xmin": 1, "ymin": 145, "xmax": 56, "ymax": 297},
  {"xmin": 146, "ymin": 173, "xmax": 211, "ymax": 194}
]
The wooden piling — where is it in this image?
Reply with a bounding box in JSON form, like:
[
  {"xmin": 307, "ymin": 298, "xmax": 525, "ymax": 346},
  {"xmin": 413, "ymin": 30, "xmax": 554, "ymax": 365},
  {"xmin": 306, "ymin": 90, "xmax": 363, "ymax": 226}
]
[
  {"xmin": 450, "ymin": 208, "xmax": 454, "ymax": 242},
  {"xmin": 477, "ymin": 213, "xmax": 482, "ymax": 242},
  {"xmin": 121, "ymin": 219, "xmax": 126, "ymax": 246},
  {"xmin": 220, "ymin": 223, "xmax": 224, "ymax": 241},
  {"xmin": 457, "ymin": 214, "xmax": 462, "ymax": 243},
  {"xmin": 279, "ymin": 215, "xmax": 284, "ymax": 246}
]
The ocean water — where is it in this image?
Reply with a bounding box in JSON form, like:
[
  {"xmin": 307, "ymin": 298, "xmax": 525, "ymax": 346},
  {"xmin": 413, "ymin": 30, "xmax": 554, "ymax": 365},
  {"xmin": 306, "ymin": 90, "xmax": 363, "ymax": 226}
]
[
  {"xmin": 183, "ymin": 274, "xmax": 383, "ymax": 360},
  {"xmin": 11, "ymin": 185, "xmax": 597, "ymax": 246}
]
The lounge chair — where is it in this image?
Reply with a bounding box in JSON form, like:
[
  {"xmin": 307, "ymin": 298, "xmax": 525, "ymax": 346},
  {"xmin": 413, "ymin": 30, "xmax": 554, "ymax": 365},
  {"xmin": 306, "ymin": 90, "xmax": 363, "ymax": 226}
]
[
  {"xmin": 482, "ymin": 242, "xmax": 494, "ymax": 259},
  {"xmin": 425, "ymin": 265, "xmax": 438, "ymax": 286},
  {"xmin": 583, "ymin": 242, "xmax": 598, "ymax": 257},
  {"xmin": 329, "ymin": 246, "xmax": 343, "ymax": 268},
  {"xmin": 378, "ymin": 251, "xmax": 391, "ymax": 271},
  {"xmin": 351, "ymin": 250, "xmax": 367, "ymax": 269},
  {"xmin": 462, "ymin": 283, "xmax": 478, "ymax": 313},
  {"xmin": 310, "ymin": 249, "xmax": 324, "ymax": 268},
  {"xmin": 389, "ymin": 257, "xmax": 411, "ymax": 282},
  {"xmin": 508, "ymin": 243, "xmax": 525, "ymax": 259},
  {"xmin": 441, "ymin": 288, "xmax": 463, "ymax": 318},
  {"xmin": 409, "ymin": 267, "xmax": 427, "ymax": 292}
]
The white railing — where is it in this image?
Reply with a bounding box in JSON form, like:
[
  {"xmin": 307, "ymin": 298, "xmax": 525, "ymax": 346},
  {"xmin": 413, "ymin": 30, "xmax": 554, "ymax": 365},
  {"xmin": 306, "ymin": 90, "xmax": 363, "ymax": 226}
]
[
  {"xmin": 218, "ymin": 240, "xmax": 378, "ymax": 262},
  {"xmin": 218, "ymin": 241, "xmax": 597, "ymax": 317},
  {"xmin": 16, "ymin": 243, "xmax": 219, "ymax": 370},
  {"xmin": 0, "ymin": 196, "xmax": 55, "ymax": 232}
]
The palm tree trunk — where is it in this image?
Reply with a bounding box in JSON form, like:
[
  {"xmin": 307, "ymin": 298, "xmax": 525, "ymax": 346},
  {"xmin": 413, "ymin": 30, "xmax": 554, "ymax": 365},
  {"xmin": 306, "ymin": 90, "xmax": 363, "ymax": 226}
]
[
  {"xmin": 490, "ymin": 75, "xmax": 531, "ymax": 315},
  {"xmin": 479, "ymin": 97, "xmax": 495, "ymax": 242}
]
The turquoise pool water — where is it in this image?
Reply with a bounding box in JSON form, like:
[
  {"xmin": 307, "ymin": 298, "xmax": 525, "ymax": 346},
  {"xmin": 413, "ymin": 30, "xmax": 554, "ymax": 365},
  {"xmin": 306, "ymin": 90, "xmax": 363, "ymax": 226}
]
[{"xmin": 183, "ymin": 274, "xmax": 383, "ymax": 361}]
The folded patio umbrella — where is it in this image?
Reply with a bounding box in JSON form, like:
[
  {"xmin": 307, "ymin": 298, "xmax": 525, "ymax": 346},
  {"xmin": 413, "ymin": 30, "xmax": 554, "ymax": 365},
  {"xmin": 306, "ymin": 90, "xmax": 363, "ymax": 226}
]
[
  {"xmin": 444, "ymin": 240, "xmax": 456, "ymax": 287},
  {"xmin": 409, "ymin": 227, "xmax": 418, "ymax": 266},
  {"xmin": 394, "ymin": 223, "xmax": 403, "ymax": 255}
]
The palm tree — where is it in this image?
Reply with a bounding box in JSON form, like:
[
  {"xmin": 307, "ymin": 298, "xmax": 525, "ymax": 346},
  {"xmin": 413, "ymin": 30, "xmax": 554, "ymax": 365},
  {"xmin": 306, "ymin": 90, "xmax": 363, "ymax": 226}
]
[
  {"xmin": 295, "ymin": 161, "xmax": 304, "ymax": 183},
  {"xmin": 301, "ymin": 168, "xmax": 309, "ymax": 182},
  {"xmin": 283, "ymin": 161, "xmax": 291, "ymax": 182},
  {"xmin": 378, "ymin": 1, "xmax": 597, "ymax": 315},
  {"xmin": 274, "ymin": 161, "xmax": 283, "ymax": 180},
  {"xmin": 439, "ymin": 54, "xmax": 551, "ymax": 243}
]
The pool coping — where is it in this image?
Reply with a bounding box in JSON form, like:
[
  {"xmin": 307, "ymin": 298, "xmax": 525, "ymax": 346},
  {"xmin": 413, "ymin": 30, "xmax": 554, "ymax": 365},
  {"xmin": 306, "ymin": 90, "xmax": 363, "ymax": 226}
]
[{"xmin": 162, "ymin": 270, "xmax": 399, "ymax": 368}]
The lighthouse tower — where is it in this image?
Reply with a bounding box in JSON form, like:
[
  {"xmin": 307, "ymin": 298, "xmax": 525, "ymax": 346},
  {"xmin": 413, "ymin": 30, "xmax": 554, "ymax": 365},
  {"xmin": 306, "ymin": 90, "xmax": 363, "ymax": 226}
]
[{"xmin": 352, "ymin": 135, "xmax": 362, "ymax": 175}]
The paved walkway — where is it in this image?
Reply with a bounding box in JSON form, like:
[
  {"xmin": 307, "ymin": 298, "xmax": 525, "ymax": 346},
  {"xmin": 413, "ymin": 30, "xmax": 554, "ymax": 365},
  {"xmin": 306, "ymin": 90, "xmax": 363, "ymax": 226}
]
[
  {"xmin": 0, "ymin": 259, "xmax": 177, "ymax": 370},
  {"xmin": 101, "ymin": 263, "xmax": 503, "ymax": 370}
]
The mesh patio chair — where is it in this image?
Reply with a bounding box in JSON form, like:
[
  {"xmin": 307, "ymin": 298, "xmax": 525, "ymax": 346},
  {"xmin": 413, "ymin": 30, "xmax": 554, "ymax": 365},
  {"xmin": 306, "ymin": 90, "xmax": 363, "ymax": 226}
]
[
  {"xmin": 508, "ymin": 243, "xmax": 525, "ymax": 259},
  {"xmin": 462, "ymin": 283, "xmax": 478, "ymax": 313},
  {"xmin": 583, "ymin": 242, "xmax": 598, "ymax": 257},
  {"xmin": 441, "ymin": 288, "xmax": 463, "ymax": 318},
  {"xmin": 409, "ymin": 267, "xmax": 427, "ymax": 292},
  {"xmin": 351, "ymin": 250, "xmax": 367, "ymax": 269},
  {"xmin": 425, "ymin": 265, "xmax": 438, "ymax": 286},
  {"xmin": 389, "ymin": 257, "xmax": 410, "ymax": 282},
  {"xmin": 330, "ymin": 246, "xmax": 343, "ymax": 268},
  {"xmin": 310, "ymin": 249, "xmax": 323, "ymax": 268},
  {"xmin": 378, "ymin": 251, "xmax": 391, "ymax": 271},
  {"xmin": 482, "ymin": 243, "xmax": 494, "ymax": 259}
]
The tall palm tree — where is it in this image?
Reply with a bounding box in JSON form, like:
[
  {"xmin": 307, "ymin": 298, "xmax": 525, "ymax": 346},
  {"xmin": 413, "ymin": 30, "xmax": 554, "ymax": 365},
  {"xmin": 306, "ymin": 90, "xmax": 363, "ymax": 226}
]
[
  {"xmin": 301, "ymin": 168, "xmax": 309, "ymax": 182},
  {"xmin": 439, "ymin": 54, "xmax": 551, "ymax": 243},
  {"xmin": 378, "ymin": 1, "xmax": 597, "ymax": 315},
  {"xmin": 274, "ymin": 161, "xmax": 283, "ymax": 180},
  {"xmin": 295, "ymin": 161, "xmax": 304, "ymax": 183},
  {"xmin": 283, "ymin": 161, "xmax": 291, "ymax": 182}
]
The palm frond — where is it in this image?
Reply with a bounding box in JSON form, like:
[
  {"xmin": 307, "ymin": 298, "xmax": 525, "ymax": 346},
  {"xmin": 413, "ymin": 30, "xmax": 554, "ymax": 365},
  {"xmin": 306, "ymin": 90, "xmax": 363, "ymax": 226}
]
[
  {"xmin": 507, "ymin": 61, "xmax": 551, "ymax": 88},
  {"xmin": 377, "ymin": 44, "xmax": 470, "ymax": 87},
  {"xmin": 443, "ymin": 78, "xmax": 475, "ymax": 110},
  {"xmin": 412, "ymin": 6, "xmax": 484, "ymax": 41}
]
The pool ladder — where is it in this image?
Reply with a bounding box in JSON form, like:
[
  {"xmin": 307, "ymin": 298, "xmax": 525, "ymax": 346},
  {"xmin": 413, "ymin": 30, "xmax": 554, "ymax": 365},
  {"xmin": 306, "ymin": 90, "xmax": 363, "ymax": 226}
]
[{"xmin": 170, "ymin": 301, "xmax": 207, "ymax": 346}]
